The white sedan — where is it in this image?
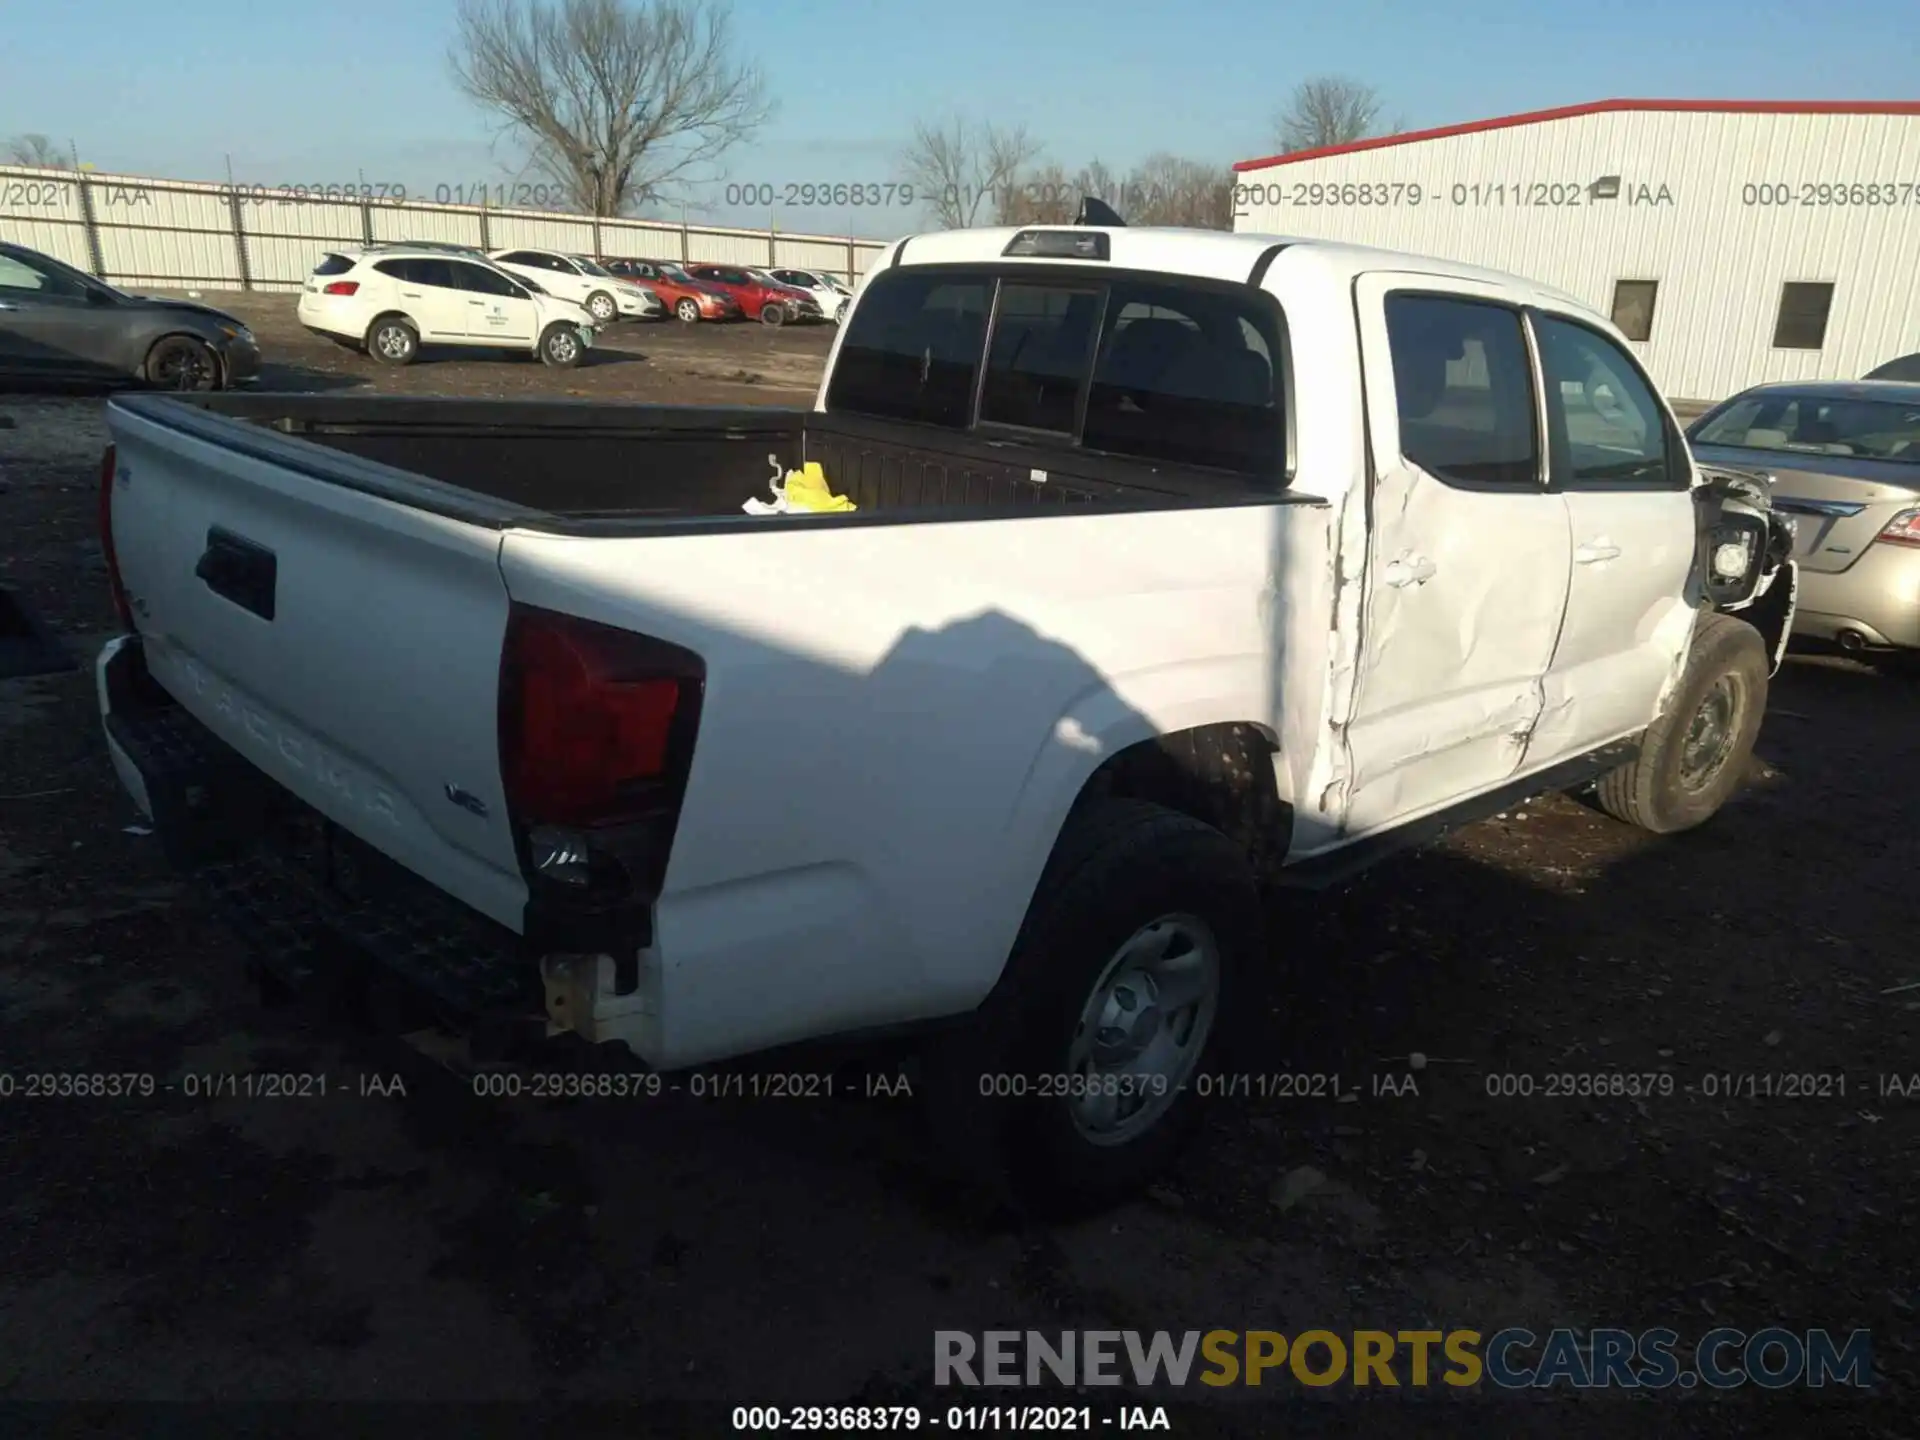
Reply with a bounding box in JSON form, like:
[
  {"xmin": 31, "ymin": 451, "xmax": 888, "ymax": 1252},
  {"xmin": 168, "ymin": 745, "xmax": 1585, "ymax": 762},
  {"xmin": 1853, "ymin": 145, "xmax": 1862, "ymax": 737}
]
[
  {"xmin": 296, "ymin": 247, "xmax": 599, "ymax": 367},
  {"xmin": 488, "ymin": 248, "xmax": 661, "ymax": 324},
  {"xmin": 767, "ymin": 267, "xmax": 853, "ymax": 323}
]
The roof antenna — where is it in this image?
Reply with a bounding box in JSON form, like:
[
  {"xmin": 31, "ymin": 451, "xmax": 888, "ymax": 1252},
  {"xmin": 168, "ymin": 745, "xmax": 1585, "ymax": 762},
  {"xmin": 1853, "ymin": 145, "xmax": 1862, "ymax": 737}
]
[{"xmin": 1075, "ymin": 195, "xmax": 1126, "ymax": 227}]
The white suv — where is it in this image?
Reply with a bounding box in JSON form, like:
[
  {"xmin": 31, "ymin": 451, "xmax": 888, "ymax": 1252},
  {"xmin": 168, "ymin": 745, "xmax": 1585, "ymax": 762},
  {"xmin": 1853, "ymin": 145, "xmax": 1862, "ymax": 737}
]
[
  {"xmin": 487, "ymin": 248, "xmax": 662, "ymax": 324},
  {"xmin": 297, "ymin": 248, "xmax": 599, "ymax": 368},
  {"xmin": 769, "ymin": 267, "xmax": 852, "ymax": 323}
]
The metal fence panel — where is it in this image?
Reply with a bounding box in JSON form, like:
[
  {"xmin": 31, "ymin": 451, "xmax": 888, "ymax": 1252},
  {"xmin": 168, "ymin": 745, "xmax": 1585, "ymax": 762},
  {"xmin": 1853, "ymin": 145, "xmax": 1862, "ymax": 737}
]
[
  {"xmin": 0, "ymin": 163, "xmax": 902, "ymax": 296},
  {"xmin": 486, "ymin": 212, "xmax": 599, "ymax": 253}
]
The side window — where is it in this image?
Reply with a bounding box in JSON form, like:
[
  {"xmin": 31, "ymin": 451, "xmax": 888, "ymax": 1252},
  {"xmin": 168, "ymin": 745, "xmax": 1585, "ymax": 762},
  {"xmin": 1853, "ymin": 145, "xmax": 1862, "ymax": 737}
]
[
  {"xmin": 1533, "ymin": 313, "xmax": 1672, "ymax": 486},
  {"xmin": 312, "ymin": 253, "xmax": 356, "ymax": 277},
  {"xmin": 373, "ymin": 258, "xmax": 414, "ymax": 282},
  {"xmin": 552, "ymin": 257, "xmax": 581, "ymax": 274},
  {"xmin": 1383, "ymin": 294, "xmax": 1538, "ymax": 487},
  {"xmin": 978, "ymin": 282, "xmax": 1103, "ymax": 433},
  {"xmin": 0, "ymin": 251, "xmax": 85, "ymax": 298},
  {"xmin": 408, "ymin": 258, "xmax": 457, "ymax": 289},
  {"xmin": 451, "ymin": 262, "xmax": 519, "ymax": 297},
  {"xmin": 1082, "ymin": 282, "xmax": 1283, "ymax": 477},
  {"xmin": 0, "ymin": 254, "xmax": 53, "ymax": 293},
  {"xmin": 824, "ymin": 269, "xmax": 991, "ymax": 428}
]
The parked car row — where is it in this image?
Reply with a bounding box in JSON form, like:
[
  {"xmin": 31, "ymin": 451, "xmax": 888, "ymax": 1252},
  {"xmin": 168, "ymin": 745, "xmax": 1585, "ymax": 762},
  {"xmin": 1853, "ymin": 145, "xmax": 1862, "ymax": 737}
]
[
  {"xmin": 601, "ymin": 257, "xmax": 850, "ymax": 326},
  {"xmin": 297, "ymin": 245, "xmax": 602, "ymax": 367}
]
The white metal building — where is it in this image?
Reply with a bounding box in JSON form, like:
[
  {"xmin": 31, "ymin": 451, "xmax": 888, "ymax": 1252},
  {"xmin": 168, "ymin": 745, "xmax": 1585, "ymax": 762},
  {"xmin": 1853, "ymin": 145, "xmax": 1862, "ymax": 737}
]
[{"xmin": 1232, "ymin": 100, "xmax": 1920, "ymax": 402}]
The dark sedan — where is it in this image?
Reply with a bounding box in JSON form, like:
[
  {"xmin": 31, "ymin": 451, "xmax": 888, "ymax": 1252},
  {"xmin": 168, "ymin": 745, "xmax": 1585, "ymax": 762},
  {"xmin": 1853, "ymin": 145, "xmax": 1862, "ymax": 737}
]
[{"xmin": 0, "ymin": 241, "xmax": 260, "ymax": 389}]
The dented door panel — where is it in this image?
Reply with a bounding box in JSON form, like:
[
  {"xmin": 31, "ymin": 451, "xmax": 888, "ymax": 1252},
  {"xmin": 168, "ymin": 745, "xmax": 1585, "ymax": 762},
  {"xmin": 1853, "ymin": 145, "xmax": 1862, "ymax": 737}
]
[{"xmin": 1338, "ymin": 274, "xmax": 1573, "ymax": 837}]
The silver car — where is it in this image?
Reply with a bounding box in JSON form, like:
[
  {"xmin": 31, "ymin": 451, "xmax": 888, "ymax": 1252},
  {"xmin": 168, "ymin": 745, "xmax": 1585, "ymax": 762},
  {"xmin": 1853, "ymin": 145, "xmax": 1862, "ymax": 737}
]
[{"xmin": 1688, "ymin": 380, "xmax": 1920, "ymax": 654}]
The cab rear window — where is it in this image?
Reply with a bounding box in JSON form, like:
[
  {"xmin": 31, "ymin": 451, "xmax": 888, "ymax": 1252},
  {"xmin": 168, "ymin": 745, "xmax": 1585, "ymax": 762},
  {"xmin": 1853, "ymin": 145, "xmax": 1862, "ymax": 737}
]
[{"xmin": 826, "ymin": 266, "xmax": 1288, "ymax": 479}]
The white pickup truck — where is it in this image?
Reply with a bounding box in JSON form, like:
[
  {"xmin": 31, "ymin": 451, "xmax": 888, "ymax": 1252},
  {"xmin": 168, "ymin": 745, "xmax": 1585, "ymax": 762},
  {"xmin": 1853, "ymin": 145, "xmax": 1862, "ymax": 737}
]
[{"xmin": 94, "ymin": 222, "xmax": 1796, "ymax": 1213}]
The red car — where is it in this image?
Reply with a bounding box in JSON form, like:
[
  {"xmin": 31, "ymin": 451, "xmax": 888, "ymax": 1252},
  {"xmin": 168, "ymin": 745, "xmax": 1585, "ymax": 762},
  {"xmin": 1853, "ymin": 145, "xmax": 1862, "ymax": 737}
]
[
  {"xmin": 600, "ymin": 259, "xmax": 741, "ymax": 323},
  {"xmin": 683, "ymin": 264, "xmax": 821, "ymax": 326}
]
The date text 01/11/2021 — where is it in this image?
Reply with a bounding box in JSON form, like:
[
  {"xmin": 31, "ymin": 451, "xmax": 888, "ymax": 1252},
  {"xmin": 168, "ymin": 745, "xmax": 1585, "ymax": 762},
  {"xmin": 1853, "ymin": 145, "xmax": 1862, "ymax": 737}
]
[
  {"xmin": 1232, "ymin": 180, "xmax": 1677, "ymax": 209},
  {"xmin": 0, "ymin": 1072, "xmax": 407, "ymax": 1099},
  {"xmin": 729, "ymin": 1404, "xmax": 1172, "ymax": 1431}
]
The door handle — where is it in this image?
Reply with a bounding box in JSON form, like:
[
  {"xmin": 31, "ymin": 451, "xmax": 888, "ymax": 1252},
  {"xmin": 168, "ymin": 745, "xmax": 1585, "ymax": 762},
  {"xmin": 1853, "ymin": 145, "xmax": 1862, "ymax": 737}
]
[
  {"xmin": 195, "ymin": 527, "xmax": 277, "ymax": 621},
  {"xmin": 1575, "ymin": 540, "xmax": 1622, "ymax": 564},
  {"xmin": 1382, "ymin": 554, "xmax": 1437, "ymax": 588},
  {"xmin": 401, "ymin": 291, "xmax": 423, "ymax": 298}
]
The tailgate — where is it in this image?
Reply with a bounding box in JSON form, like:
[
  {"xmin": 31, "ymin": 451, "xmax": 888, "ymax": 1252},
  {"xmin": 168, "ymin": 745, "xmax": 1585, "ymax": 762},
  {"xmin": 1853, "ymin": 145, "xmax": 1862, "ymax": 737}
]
[{"xmin": 105, "ymin": 398, "xmax": 528, "ymax": 932}]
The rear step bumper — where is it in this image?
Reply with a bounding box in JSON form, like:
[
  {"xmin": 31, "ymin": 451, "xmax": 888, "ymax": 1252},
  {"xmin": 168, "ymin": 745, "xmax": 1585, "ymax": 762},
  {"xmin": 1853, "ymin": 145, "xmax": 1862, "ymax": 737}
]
[{"xmin": 97, "ymin": 634, "xmax": 551, "ymax": 1058}]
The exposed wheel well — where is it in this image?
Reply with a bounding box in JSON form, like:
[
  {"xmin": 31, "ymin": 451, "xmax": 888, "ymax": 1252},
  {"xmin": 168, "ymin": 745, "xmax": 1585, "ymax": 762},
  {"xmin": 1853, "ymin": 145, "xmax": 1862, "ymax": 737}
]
[{"xmin": 1069, "ymin": 722, "xmax": 1292, "ymax": 878}]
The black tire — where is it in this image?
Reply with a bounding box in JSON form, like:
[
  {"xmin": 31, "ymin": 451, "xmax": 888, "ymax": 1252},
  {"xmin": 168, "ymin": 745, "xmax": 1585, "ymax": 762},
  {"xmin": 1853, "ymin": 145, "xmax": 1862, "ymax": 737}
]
[
  {"xmin": 585, "ymin": 290, "xmax": 618, "ymax": 324},
  {"xmin": 675, "ymin": 297, "xmax": 702, "ymax": 324},
  {"xmin": 144, "ymin": 335, "xmax": 220, "ymax": 390},
  {"xmin": 759, "ymin": 302, "xmax": 786, "ymax": 327},
  {"xmin": 1595, "ymin": 612, "xmax": 1769, "ymax": 834},
  {"xmin": 539, "ymin": 323, "xmax": 585, "ymax": 369},
  {"xmin": 366, "ymin": 315, "xmax": 418, "ymax": 366},
  {"xmin": 919, "ymin": 799, "xmax": 1262, "ymax": 1217}
]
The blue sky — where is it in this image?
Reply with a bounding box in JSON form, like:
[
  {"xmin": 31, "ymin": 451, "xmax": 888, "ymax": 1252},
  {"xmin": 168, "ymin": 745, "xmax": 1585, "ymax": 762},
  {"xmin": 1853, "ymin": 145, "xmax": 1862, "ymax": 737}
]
[{"xmin": 3, "ymin": 0, "xmax": 1915, "ymax": 238}]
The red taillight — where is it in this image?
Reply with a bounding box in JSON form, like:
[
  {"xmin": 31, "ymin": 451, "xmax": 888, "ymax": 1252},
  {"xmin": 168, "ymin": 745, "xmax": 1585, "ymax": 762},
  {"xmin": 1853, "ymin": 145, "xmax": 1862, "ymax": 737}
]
[
  {"xmin": 1874, "ymin": 507, "xmax": 1920, "ymax": 549},
  {"xmin": 99, "ymin": 444, "xmax": 134, "ymax": 628},
  {"xmin": 322, "ymin": 281, "xmax": 359, "ymax": 296},
  {"xmin": 499, "ymin": 605, "xmax": 702, "ymax": 827}
]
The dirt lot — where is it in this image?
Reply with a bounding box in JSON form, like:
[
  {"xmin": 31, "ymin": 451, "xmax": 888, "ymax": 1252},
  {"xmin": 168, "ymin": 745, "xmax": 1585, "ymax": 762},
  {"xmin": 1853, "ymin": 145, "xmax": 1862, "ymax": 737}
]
[{"xmin": 0, "ymin": 315, "xmax": 1914, "ymax": 1435}]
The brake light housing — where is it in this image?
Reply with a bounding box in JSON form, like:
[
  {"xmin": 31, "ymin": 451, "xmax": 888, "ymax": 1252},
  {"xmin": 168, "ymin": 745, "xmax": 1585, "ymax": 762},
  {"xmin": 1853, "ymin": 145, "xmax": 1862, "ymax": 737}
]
[
  {"xmin": 98, "ymin": 444, "xmax": 134, "ymax": 628},
  {"xmin": 498, "ymin": 605, "xmax": 705, "ymax": 967},
  {"xmin": 1875, "ymin": 507, "xmax": 1920, "ymax": 549},
  {"xmin": 322, "ymin": 281, "xmax": 359, "ymax": 296}
]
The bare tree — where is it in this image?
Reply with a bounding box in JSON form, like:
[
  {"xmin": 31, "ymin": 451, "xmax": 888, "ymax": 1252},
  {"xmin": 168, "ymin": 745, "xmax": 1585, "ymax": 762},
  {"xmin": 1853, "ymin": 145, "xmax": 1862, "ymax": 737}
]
[
  {"xmin": 3, "ymin": 134, "xmax": 71, "ymax": 168},
  {"xmin": 995, "ymin": 161, "xmax": 1074, "ymax": 225},
  {"xmin": 1271, "ymin": 76, "xmax": 1391, "ymax": 153},
  {"xmin": 998, "ymin": 154, "xmax": 1232, "ymax": 230},
  {"xmin": 1124, "ymin": 153, "xmax": 1233, "ymax": 228},
  {"xmin": 449, "ymin": 0, "xmax": 770, "ymax": 217},
  {"xmin": 900, "ymin": 116, "xmax": 1039, "ymax": 228}
]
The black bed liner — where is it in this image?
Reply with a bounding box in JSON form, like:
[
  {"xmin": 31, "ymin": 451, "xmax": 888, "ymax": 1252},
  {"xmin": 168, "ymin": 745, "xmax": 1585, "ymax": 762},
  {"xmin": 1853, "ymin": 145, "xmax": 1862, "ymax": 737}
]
[{"xmin": 112, "ymin": 393, "xmax": 1322, "ymax": 535}]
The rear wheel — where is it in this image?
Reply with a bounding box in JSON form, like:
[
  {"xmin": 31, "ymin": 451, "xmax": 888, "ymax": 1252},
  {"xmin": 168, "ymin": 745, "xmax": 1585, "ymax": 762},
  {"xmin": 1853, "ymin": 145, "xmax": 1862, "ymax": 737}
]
[
  {"xmin": 145, "ymin": 335, "xmax": 219, "ymax": 390},
  {"xmin": 1595, "ymin": 612, "xmax": 1769, "ymax": 833},
  {"xmin": 366, "ymin": 315, "xmax": 418, "ymax": 366},
  {"xmin": 759, "ymin": 302, "xmax": 787, "ymax": 327},
  {"xmin": 675, "ymin": 297, "xmax": 702, "ymax": 324},
  {"xmin": 919, "ymin": 799, "xmax": 1261, "ymax": 1217},
  {"xmin": 585, "ymin": 290, "xmax": 617, "ymax": 323},
  {"xmin": 539, "ymin": 323, "xmax": 584, "ymax": 368}
]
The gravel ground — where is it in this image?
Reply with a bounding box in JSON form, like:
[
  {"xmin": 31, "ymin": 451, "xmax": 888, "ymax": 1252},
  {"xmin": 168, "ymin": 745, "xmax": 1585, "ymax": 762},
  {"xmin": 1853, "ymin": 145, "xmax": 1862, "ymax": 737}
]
[{"xmin": 0, "ymin": 323, "xmax": 1914, "ymax": 1435}]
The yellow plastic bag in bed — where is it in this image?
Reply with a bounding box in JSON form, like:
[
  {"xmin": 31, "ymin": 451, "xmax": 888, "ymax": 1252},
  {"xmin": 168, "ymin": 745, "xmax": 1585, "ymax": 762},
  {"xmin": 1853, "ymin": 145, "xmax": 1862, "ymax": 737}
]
[{"xmin": 782, "ymin": 462, "xmax": 857, "ymax": 513}]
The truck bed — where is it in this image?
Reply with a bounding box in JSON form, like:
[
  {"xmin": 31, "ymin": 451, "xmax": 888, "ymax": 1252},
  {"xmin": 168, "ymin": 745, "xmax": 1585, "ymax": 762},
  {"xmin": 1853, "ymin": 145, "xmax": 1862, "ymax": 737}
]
[{"xmin": 127, "ymin": 393, "xmax": 1285, "ymax": 530}]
